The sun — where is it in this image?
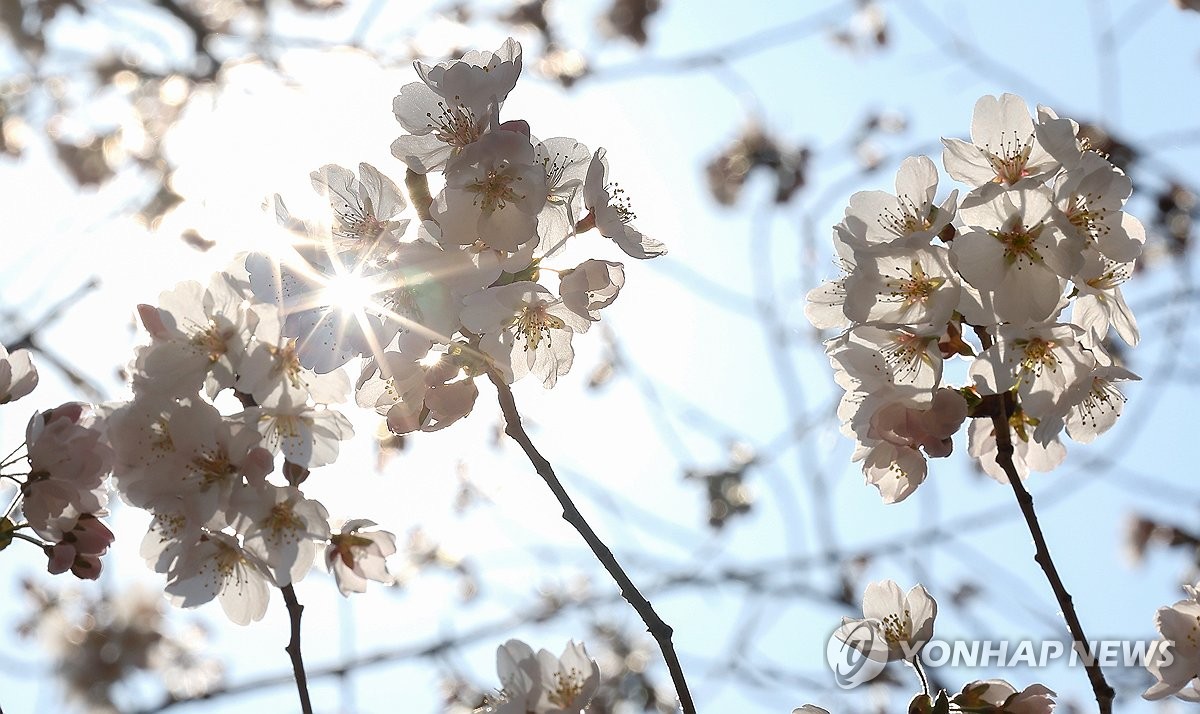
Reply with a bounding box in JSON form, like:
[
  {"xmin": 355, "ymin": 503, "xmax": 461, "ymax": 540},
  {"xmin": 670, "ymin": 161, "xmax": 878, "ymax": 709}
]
[{"xmin": 320, "ymin": 270, "xmax": 383, "ymax": 318}]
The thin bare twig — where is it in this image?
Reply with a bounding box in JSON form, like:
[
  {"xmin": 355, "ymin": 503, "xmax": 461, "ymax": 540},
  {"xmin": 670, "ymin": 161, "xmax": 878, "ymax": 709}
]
[
  {"xmin": 984, "ymin": 393, "xmax": 1115, "ymax": 714},
  {"xmin": 281, "ymin": 584, "xmax": 315, "ymax": 714},
  {"xmin": 486, "ymin": 370, "xmax": 697, "ymax": 714}
]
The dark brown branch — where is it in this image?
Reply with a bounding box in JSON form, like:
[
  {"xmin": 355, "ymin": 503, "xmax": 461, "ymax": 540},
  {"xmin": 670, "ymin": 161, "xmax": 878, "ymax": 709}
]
[
  {"xmin": 486, "ymin": 370, "xmax": 697, "ymax": 714},
  {"xmin": 281, "ymin": 584, "xmax": 315, "ymax": 714},
  {"xmin": 984, "ymin": 393, "xmax": 1114, "ymax": 714}
]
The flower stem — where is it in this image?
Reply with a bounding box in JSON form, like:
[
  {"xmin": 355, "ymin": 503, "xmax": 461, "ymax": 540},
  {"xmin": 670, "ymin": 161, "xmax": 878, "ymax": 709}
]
[
  {"xmin": 11, "ymin": 531, "xmax": 46, "ymax": 547},
  {"xmin": 911, "ymin": 656, "xmax": 930, "ymax": 697},
  {"xmin": 281, "ymin": 584, "xmax": 314, "ymax": 714},
  {"xmin": 487, "ymin": 371, "xmax": 697, "ymax": 714},
  {"xmin": 988, "ymin": 392, "xmax": 1114, "ymax": 714}
]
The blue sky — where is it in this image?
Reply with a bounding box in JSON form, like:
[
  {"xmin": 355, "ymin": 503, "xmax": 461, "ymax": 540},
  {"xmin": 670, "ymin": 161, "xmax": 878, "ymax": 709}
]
[{"xmin": 2, "ymin": 0, "xmax": 1200, "ymax": 712}]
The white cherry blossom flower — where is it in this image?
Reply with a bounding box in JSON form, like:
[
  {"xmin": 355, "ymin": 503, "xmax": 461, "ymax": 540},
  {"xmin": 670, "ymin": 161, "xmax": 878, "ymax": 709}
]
[
  {"xmin": 435, "ymin": 130, "xmax": 548, "ymax": 253},
  {"xmin": 1052, "ymin": 151, "xmax": 1144, "ymax": 263},
  {"xmin": 164, "ymin": 531, "xmax": 272, "ymax": 626},
  {"xmin": 133, "ymin": 273, "xmax": 255, "ymax": 397},
  {"xmin": 952, "ymin": 183, "xmax": 1079, "ymax": 325},
  {"xmin": 232, "ymin": 484, "xmax": 330, "ymax": 586},
  {"xmin": 842, "ymin": 155, "xmax": 957, "ymax": 252},
  {"xmin": 836, "ymin": 579, "xmax": 938, "ymax": 662},
  {"xmin": 489, "ymin": 639, "xmax": 600, "ymax": 714},
  {"xmin": 969, "ymin": 323, "xmax": 1094, "ymax": 421},
  {"xmin": 805, "ymin": 226, "xmax": 858, "ymax": 330},
  {"xmin": 583, "ymin": 148, "xmax": 666, "ymax": 259},
  {"xmin": 868, "ymin": 388, "xmax": 968, "ymax": 459},
  {"xmin": 1062, "ymin": 364, "xmax": 1139, "ymax": 444},
  {"xmin": 244, "ymin": 249, "xmax": 398, "ymax": 374},
  {"xmin": 558, "ymin": 259, "xmax": 624, "ymax": 323},
  {"xmin": 861, "ymin": 440, "xmax": 929, "ymax": 504},
  {"xmin": 0, "ymin": 343, "xmax": 37, "ymax": 404},
  {"xmin": 942, "ymin": 93, "xmax": 1058, "ymax": 187},
  {"xmin": 1144, "ymin": 583, "xmax": 1200, "ymax": 702},
  {"xmin": 391, "ymin": 38, "xmax": 523, "ymax": 173},
  {"xmin": 355, "ymin": 338, "xmax": 480, "ymax": 434},
  {"xmin": 22, "ymin": 403, "xmax": 112, "ymax": 537},
  {"xmin": 325, "ymin": 519, "xmax": 397, "ymax": 596},
  {"xmin": 460, "ymin": 282, "xmax": 590, "ymax": 387},
  {"xmin": 534, "ymin": 137, "xmax": 591, "ymax": 257},
  {"xmin": 113, "ymin": 400, "xmax": 273, "ymax": 526},
  {"xmin": 843, "ymin": 244, "xmax": 960, "ymax": 327},
  {"xmin": 241, "ymin": 392, "xmax": 354, "ymax": 468},
  {"xmin": 968, "ymin": 416, "xmax": 1066, "ymax": 483},
  {"xmin": 827, "ymin": 325, "xmax": 943, "ymax": 406},
  {"xmin": 1071, "ymin": 250, "xmax": 1138, "ymax": 347},
  {"xmin": 237, "ymin": 305, "xmax": 351, "ymax": 405},
  {"xmin": 310, "ymin": 162, "xmax": 409, "ymax": 256}
]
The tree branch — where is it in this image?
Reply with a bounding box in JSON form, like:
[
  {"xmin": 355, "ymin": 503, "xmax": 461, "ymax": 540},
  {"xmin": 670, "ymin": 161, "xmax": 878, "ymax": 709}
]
[
  {"xmin": 985, "ymin": 393, "xmax": 1114, "ymax": 714},
  {"xmin": 281, "ymin": 583, "xmax": 314, "ymax": 714},
  {"xmin": 486, "ymin": 370, "xmax": 697, "ymax": 714}
]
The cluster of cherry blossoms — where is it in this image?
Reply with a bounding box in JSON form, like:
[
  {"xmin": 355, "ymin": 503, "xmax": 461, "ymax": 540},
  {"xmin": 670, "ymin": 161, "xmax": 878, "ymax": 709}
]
[
  {"xmin": 91, "ymin": 261, "xmax": 401, "ymax": 625},
  {"xmin": 480, "ymin": 639, "xmax": 600, "ymax": 713},
  {"xmin": 808, "ymin": 93, "xmax": 1143, "ymax": 503},
  {"xmin": 95, "ymin": 40, "xmax": 648, "ymax": 703},
  {"xmin": 0, "ymin": 344, "xmax": 116, "ymax": 580}
]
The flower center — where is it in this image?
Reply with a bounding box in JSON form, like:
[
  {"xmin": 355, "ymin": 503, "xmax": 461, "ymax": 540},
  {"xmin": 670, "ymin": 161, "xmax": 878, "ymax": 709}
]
[
  {"xmin": 607, "ymin": 182, "xmax": 637, "ymax": 223},
  {"xmin": 1015, "ymin": 337, "xmax": 1059, "ymax": 382},
  {"xmin": 878, "ymin": 199, "xmax": 930, "ymax": 237},
  {"xmin": 426, "ymin": 98, "xmax": 482, "ymax": 149},
  {"xmin": 880, "ymin": 331, "xmax": 935, "ymax": 382},
  {"xmin": 190, "ymin": 320, "xmax": 230, "ymax": 362},
  {"xmin": 983, "ymin": 130, "xmax": 1034, "ymax": 184},
  {"xmin": 468, "ymin": 168, "xmax": 521, "ymax": 213},
  {"xmin": 880, "ymin": 610, "xmax": 912, "ymax": 645},
  {"xmin": 191, "ymin": 448, "xmax": 237, "ymax": 488},
  {"xmin": 990, "ymin": 220, "xmax": 1044, "ymax": 265},
  {"xmin": 547, "ymin": 668, "xmax": 587, "ymax": 708},
  {"xmin": 885, "ymin": 259, "xmax": 945, "ymax": 308},
  {"xmin": 513, "ymin": 303, "xmax": 564, "ymax": 351}
]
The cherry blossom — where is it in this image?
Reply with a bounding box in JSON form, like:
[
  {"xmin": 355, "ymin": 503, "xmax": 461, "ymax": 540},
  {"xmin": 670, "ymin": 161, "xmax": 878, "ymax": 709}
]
[
  {"xmin": 534, "ymin": 137, "xmax": 591, "ymax": 257},
  {"xmin": 310, "ymin": 162, "xmax": 409, "ymax": 256},
  {"xmin": 1144, "ymin": 583, "xmax": 1200, "ymax": 702},
  {"xmin": 836, "ymin": 579, "xmax": 938, "ymax": 662},
  {"xmin": 967, "ymin": 416, "xmax": 1066, "ymax": 484},
  {"xmin": 164, "ymin": 531, "xmax": 272, "ymax": 626},
  {"xmin": 133, "ymin": 273, "xmax": 255, "ymax": 397},
  {"xmin": 232, "ymin": 484, "xmax": 330, "ymax": 586},
  {"xmin": 841, "ymin": 155, "xmax": 957, "ymax": 252},
  {"xmin": 0, "ymin": 343, "xmax": 37, "ymax": 404},
  {"xmin": 461, "ymin": 282, "xmax": 591, "ymax": 388},
  {"xmin": 954, "ymin": 679, "xmax": 1057, "ymax": 713},
  {"xmin": 392, "ymin": 38, "xmax": 523, "ymax": 173},
  {"xmin": 558, "ymin": 259, "xmax": 624, "ymax": 323},
  {"xmin": 240, "ymin": 391, "xmax": 354, "ymax": 468},
  {"xmin": 1051, "ymin": 151, "xmax": 1144, "ymax": 263},
  {"xmin": 488, "ymin": 639, "xmax": 600, "ymax": 714},
  {"xmin": 325, "ymin": 519, "xmax": 397, "ymax": 596},
  {"xmin": 21, "ymin": 403, "xmax": 112, "ymax": 537},
  {"xmin": 952, "ymin": 183, "xmax": 1079, "ymax": 325},
  {"xmin": 435, "ymin": 129, "xmax": 548, "ymax": 253},
  {"xmin": 942, "ymin": 93, "xmax": 1058, "ymax": 186},
  {"xmin": 583, "ymin": 148, "xmax": 666, "ymax": 259}
]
